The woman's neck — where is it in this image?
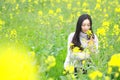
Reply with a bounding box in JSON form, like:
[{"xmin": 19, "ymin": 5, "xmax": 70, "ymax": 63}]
[{"xmin": 80, "ymin": 31, "xmax": 88, "ymax": 39}]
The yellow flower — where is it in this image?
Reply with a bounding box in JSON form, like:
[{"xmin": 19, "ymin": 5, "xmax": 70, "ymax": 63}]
[
  {"xmin": 56, "ymin": 8, "xmax": 61, "ymax": 13},
  {"xmin": 109, "ymin": 46, "xmax": 113, "ymax": 50},
  {"xmin": 115, "ymin": 72, "xmax": 119, "ymax": 78},
  {"xmin": 28, "ymin": 9, "xmax": 32, "ymax": 13},
  {"xmin": 0, "ymin": 45, "xmax": 37, "ymax": 80},
  {"xmin": 28, "ymin": 0, "xmax": 31, "ymax": 2},
  {"xmin": 71, "ymin": 74, "xmax": 76, "ymax": 79},
  {"xmin": 104, "ymin": 14, "xmax": 109, "ymax": 17},
  {"xmin": 97, "ymin": 28, "xmax": 106, "ymax": 36},
  {"xmin": 113, "ymin": 24, "xmax": 120, "ymax": 35},
  {"xmin": 76, "ymin": 1, "xmax": 80, "ymax": 5},
  {"xmin": 21, "ymin": 0, "xmax": 26, "ymax": 3},
  {"xmin": 97, "ymin": 0, "xmax": 101, "ymax": 3},
  {"xmin": 115, "ymin": 7, "xmax": 120, "ymax": 13},
  {"xmin": 70, "ymin": 14, "xmax": 75, "ymax": 20},
  {"xmin": 117, "ymin": 36, "xmax": 120, "ymax": 42},
  {"xmin": 88, "ymin": 40, "xmax": 94, "ymax": 46},
  {"xmin": 103, "ymin": 8, "xmax": 106, "ymax": 12},
  {"xmin": 15, "ymin": 4, "xmax": 19, "ymax": 10},
  {"xmin": 59, "ymin": 15, "xmax": 64, "ymax": 22},
  {"xmin": 89, "ymin": 70, "xmax": 103, "ymax": 80},
  {"xmin": 77, "ymin": 11, "xmax": 81, "ymax": 17},
  {"xmin": 45, "ymin": 55, "xmax": 56, "ymax": 70},
  {"xmin": 67, "ymin": 3, "xmax": 71, "ymax": 9},
  {"xmin": 48, "ymin": 77, "xmax": 54, "ymax": 80},
  {"xmin": 72, "ymin": 47, "xmax": 81, "ymax": 53},
  {"xmin": 82, "ymin": 9, "xmax": 90, "ymax": 14},
  {"xmin": 65, "ymin": 65, "xmax": 69, "ymax": 71},
  {"xmin": 82, "ymin": 2, "xmax": 88, "ymax": 7},
  {"xmin": 118, "ymin": 67, "xmax": 120, "ymax": 72},
  {"xmin": 105, "ymin": 76, "xmax": 110, "ymax": 80},
  {"xmin": 107, "ymin": 67, "xmax": 112, "ymax": 74},
  {"xmin": 63, "ymin": 70, "xmax": 66, "ymax": 74},
  {"xmin": 82, "ymin": 60, "xmax": 86, "ymax": 65},
  {"xmin": 69, "ymin": 66, "xmax": 74, "ymax": 73},
  {"xmin": 108, "ymin": 53, "xmax": 120, "ymax": 67},
  {"xmin": 102, "ymin": 21, "xmax": 110, "ymax": 27},
  {"xmin": 48, "ymin": 10, "xmax": 54, "ymax": 15},
  {"xmin": 0, "ymin": 19, "xmax": 5, "ymax": 25},
  {"xmin": 10, "ymin": 13, "xmax": 13, "ymax": 19},
  {"xmin": 65, "ymin": 65, "xmax": 74, "ymax": 74},
  {"xmin": 38, "ymin": 10, "xmax": 43, "ymax": 16},
  {"xmin": 10, "ymin": 29, "xmax": 17, "ymax": 38},
  {"xmin": 95, "ymin": 3, "xmax": 101, "ymax": 10},
  {"xmin": 86, "ymin": 30, "xmax": 92, "ymax": 37},
  {"xmin": 56, "ymin": 0, "xmax": 60, "ymax": 3},
  {"xmin": 34, "ymin": 0, "xmax": 38, "ymax": 5}
]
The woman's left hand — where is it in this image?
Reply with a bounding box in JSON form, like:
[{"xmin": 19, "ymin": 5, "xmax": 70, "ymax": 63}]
[
  {"xmin": 87, "ymin": 36, "xmax": 95, "ymax": 45},
  {"xmin": 87, "ymin": 36, "xmax": 97, "ymax": 53}
]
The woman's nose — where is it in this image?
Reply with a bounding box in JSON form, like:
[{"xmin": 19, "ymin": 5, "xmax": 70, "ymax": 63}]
[{"xmin": 84, "ymin": 27, "xmax": 88, "ymax": 30}]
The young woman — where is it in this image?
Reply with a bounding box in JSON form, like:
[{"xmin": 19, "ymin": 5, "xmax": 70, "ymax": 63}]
[{"xmin": 64, "ymin": 14, "xmax": 99, "ymax": 74}]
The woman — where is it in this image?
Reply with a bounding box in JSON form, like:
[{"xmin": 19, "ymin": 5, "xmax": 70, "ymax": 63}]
[{"xmin": 64, "ymin": 14, "xmax": 99, "ymax": 74}]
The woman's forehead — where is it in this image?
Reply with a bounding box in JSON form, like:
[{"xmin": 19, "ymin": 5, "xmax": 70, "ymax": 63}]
[{"xmin": 82, "ymin": 19, "xmax": 90, "ymax": 24}]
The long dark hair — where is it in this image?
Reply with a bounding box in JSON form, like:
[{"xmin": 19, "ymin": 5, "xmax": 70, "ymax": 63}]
[{"xmin": 71, "ymin": 14, "xmax": 95, "ymax": 51}]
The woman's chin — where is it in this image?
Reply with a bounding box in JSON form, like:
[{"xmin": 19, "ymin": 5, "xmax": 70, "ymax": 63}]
[{"xmin": 82, "ymin": 31, "xmax": 87, "ymax": 33}]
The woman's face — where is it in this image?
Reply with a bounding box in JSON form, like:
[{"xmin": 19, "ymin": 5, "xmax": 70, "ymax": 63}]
[{"xmin": 81, "ymin": 19, "xmax": 91, "ymax": 33}]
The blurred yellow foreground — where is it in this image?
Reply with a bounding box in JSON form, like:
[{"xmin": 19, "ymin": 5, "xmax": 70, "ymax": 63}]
[{"xmin": 0, "ymin": 44, "xmax": 38, "ymax": 80}]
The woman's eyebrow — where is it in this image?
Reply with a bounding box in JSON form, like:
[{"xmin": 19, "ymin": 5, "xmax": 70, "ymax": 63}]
[{"xmin": 82, "ymin": 23, "xmax": 90, "ymax": 25}]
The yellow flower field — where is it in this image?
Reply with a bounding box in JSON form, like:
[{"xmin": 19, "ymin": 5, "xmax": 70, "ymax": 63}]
[{"xmin": 0, "ymin": 0, "xmax": 120, "ymax": 80}]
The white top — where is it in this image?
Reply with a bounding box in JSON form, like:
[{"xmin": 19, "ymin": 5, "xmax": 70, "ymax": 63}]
[{"xmin": 64, "ymin": 32, "xmax": 99, "ymax": 69}]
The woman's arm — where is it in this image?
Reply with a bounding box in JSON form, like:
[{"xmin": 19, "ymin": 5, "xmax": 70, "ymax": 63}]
[
  {"xmin": 87, "ymin": 34, "xmax": 99, "ymax": 53},
  {"xmin": 94, "ymin": 34, "xmax": 99, "ymax": 50},
  {"xmin": 64, "ymin": 32, "xmax": 74, "ymax": 69}
]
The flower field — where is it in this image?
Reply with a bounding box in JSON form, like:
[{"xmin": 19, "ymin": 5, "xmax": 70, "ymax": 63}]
[{"xmin": 0, "ymin": 0, "xmax": 120, "ymax": 80}]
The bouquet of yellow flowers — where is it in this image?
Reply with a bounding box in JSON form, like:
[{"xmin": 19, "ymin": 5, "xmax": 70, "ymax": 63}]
[
  {"xmin": 86, "ymin": 30, "xmax": 92, "ymax": 39},
  {"xmin": 86, "ymin": 30, "xmax": 97, "ymax": 53},
  {"xmin": 70, "ymin": 43, "xmax": 82, "ymax": 53},
  {"xmin": 86, "ymin": 30, "xmax": 94, "ymax": 44}
]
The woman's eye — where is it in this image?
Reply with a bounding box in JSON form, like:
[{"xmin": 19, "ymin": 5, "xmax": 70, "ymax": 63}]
[
  {"xmin": 87, "ymin": 24, "xmax": 90, "ymax": 26},
  {"xmin": 82, "ymin": 24, "xmax": 85, "ymax": 26}
]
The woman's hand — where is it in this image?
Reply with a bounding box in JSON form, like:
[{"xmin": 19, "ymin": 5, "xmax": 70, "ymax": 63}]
[
  {"xmin": 87, "ymin": 36, "xmax": 96, "ymax": 52},
  {"xmin": 87, "ymin": 36, "xmax": 95, "ymax": 46}
]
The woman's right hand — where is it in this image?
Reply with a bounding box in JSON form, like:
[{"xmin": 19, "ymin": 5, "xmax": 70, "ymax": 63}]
[{"xmin": 87, "ymin": 36, "xmax": 95, "ymax": 47}]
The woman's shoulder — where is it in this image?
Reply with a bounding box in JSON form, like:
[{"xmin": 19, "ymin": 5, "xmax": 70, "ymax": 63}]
[
  {"xmin": 68, "ymin": 32, "xmax": 75, "ymax": 40},
  {"xmin": 69, "ymin": 32, "xmax": 75, "ymax": 37},
  {"xmin": 93, "ymin": 33, "xmax": 97, "ymax": 36},
  {"xmin": 93, "ymin": 33, "xmax": 98, "ymax": 41}
]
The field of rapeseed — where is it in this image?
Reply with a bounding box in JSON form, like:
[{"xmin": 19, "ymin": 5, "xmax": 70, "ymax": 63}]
[{"xmin": 0, "ymin": 0, "xmax": 120, "ymax": 80}]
